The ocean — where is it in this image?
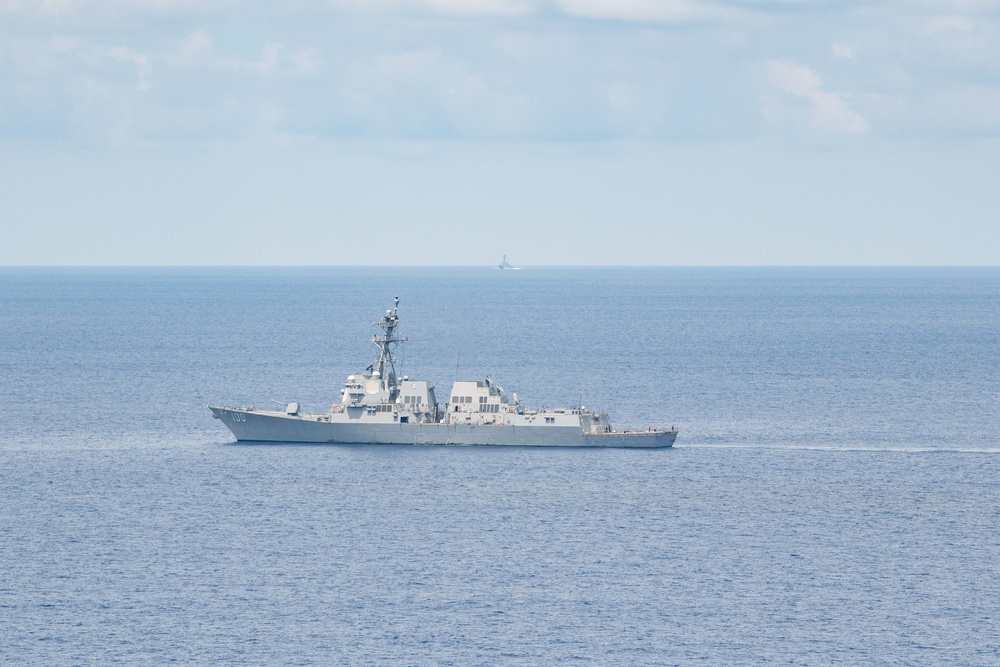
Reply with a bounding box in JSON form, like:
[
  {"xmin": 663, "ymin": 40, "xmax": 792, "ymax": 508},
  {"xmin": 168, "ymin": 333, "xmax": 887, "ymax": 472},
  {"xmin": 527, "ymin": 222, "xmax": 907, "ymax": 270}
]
[{"xmin": 2, "ymin": 267, "xmax": 999, "ymax": 664}]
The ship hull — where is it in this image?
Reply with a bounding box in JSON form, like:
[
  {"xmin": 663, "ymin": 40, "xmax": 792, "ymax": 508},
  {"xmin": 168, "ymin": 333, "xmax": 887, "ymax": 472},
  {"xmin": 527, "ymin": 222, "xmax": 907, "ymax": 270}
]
[{"xmin": 210, "ymin": 407, "xmax": 675, "ymax": 448}]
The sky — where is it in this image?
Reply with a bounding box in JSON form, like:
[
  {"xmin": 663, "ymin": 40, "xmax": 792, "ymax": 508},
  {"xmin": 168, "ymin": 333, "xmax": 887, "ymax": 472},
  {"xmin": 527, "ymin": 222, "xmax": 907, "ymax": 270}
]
[{"xmin": 1, "ymin": 0, "xmax": 998, "ymax": 265}]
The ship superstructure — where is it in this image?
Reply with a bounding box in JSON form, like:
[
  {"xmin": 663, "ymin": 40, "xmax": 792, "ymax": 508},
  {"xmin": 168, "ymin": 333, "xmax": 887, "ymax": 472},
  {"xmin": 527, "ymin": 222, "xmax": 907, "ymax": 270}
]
[{"xmin": 210, "ymin": 299, "xmax": 676, "ymax": 447}]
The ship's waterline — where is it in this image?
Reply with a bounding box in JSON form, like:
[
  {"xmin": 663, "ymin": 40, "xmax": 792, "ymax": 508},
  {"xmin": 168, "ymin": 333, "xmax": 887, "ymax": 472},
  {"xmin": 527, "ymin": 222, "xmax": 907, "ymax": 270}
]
[{"xmin": 210, "ymin": 297, "xmax": 676, "ymax": 448}]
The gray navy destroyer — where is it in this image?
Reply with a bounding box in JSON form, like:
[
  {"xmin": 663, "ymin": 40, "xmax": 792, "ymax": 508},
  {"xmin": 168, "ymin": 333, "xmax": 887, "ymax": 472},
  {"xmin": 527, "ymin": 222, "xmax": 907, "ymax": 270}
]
[{"xmin": 210, "ymin": 298, "xmax": 677, "ymax": 448}]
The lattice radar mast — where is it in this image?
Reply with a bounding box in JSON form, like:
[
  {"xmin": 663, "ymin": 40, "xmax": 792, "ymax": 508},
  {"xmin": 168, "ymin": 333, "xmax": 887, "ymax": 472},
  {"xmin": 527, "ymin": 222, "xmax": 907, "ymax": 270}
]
[{"xmin": 372, "ymin": 296, "xmax": 406, "ymax": 390}]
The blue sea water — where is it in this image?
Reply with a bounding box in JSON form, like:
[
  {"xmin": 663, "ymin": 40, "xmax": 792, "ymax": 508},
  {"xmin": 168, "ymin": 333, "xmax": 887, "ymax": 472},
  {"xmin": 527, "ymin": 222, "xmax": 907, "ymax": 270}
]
[{"xmin": 1, "ymin": 267, "xmax": 999, "ymax": 665}]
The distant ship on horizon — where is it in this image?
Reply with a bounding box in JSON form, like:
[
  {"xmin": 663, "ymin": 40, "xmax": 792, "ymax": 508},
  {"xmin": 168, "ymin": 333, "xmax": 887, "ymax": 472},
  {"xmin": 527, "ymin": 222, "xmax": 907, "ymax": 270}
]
[{"xmin": 497, "ymin": 255, "xmax": 519, "ymax": 270}]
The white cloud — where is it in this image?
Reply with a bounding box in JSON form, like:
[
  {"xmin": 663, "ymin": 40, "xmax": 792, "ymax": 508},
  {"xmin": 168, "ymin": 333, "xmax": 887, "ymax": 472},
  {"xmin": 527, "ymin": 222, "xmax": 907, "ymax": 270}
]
[
  {"xmin": 171, "ymin": 30, "xmax": 213, "ymax": 66},
  {"xmin": 767, "ymin": 60, "xmax": 867, "ymax": 133},
  {"xmin": 926, "ymin": 0, "xmax": 1000, "ymax": 12},
  {"xmin": 769, "ymin": 61, "xmax": 820, "ymax": 97},
  {"xmin": 555, "ymin": 0, "xmax": 732, "ymax": 22},
  {"xmin": 46, "ymin": 35, "xmax": 151, "ymax": 91},
  {"xmin": 419, "ymin": 0, "xmax": 533, "ymax": 16},
  {"xmin": 921, "ymin": 14, "xmax": 975, "ymax": 35},
  {"xmin": 49, "ymin": 33, "xmax": 84, "ymax": 54},
  {"xmin": 107, "ymin": 46, "xmax": 151, "ymax": 90},
  {"xmin": 327, "ymin": 0, "xmax": 535, "ymax": 17},
  {"xmin": 292, "ymin": 48, "xmax": 320, "ymax": 75},
  {"xmin": 377, "ymin": 49, "xmax": 441, "ymax": 75},
  {"xmin": 3, "ymin": 0, "xmax": 998, "ymax": 146},
  {"xmin": 1, "ymin": 0, "xmax": 204, "ymax": 15},
  {"xmin": 163, "ymin": 34, "xmax": 320, "ymax": 78},
  {"xmin": 325, "ymin": 0, "xmax": 735, "ymax": 21},
  {"xmin": 254, "ymin": 42, "xmax": 282, "ymax": 75},
  {"xmin": 918, "ymin": 12, "xmax": 995, "ymax": 55},
  {"xmin": 832, "ymin": 44, "xmax": 855, "ymax": 60}
]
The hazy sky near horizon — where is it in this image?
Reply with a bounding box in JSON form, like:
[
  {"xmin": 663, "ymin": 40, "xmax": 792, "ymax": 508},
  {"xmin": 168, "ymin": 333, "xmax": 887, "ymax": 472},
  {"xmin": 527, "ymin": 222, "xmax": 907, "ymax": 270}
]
[{"xmin": 1, "ymin": 0, "xmax": 998, "ymax": 265}]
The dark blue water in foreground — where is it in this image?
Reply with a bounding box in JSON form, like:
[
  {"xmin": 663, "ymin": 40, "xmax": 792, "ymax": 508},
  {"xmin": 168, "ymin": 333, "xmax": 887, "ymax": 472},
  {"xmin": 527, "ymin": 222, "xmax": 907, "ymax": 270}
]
[{"xmin": 2, "ymin": 267, "xmax": 999, "ymax": 665}]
